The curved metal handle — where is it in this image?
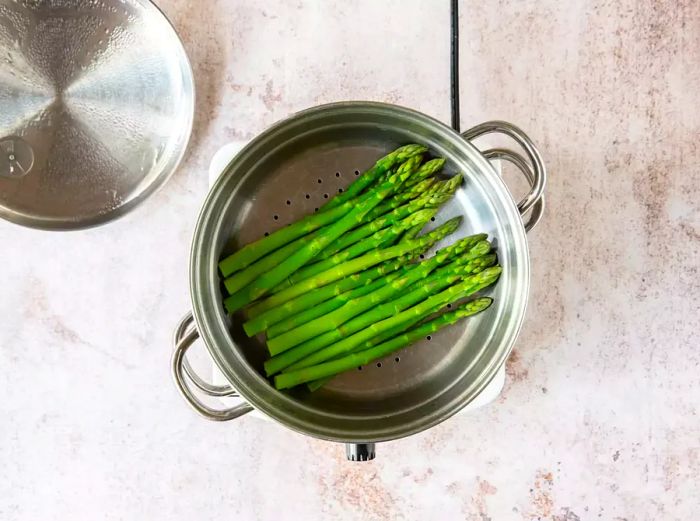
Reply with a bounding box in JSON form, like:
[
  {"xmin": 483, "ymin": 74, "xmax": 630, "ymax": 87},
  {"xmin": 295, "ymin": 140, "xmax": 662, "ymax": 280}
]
[
  {"xmin": 462, "ymin": 120, "xmax": 546, "ymax": 232},
  {"xmin": 483, "ymin": 148, "xmax": 545, "ymax": 232},
  {"xmin": 171, "ymin": 316, "xmax": 253, "ymax": 421},
  {"xmin": 173, "ymin": 313, "xmax": 238, "ymax": 397}
]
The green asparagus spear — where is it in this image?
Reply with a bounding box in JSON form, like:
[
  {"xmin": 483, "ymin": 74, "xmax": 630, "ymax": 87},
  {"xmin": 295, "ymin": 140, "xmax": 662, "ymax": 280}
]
[
  {"xmin": 241, "ymin": 216, "xmax": 462, "ymax": 317},
  {"xmin": 321, "ymin": 144, "xmax": 427, "ymax": 210},
  {"xmin": 404, "ymin": 158, "xmax": 446, "ymax": 189},
  {"xmin": 314, "ymin": 205, "xmax": 414, "ymax": 263},
  {"xmin": 305, "ymin": 245, "xmax": 495, "ymax": 389},
  {"xmin": 266, "ymin": 255, "xmax": 496, "ymax": 375},
  {"xmin": 306, "ymin": 264, "xmax": 501, "ymax": 394},
  {"xmin": 305, "ymin": 295, "xmax": 495, "ymax": 391},
  {"xmin": 223, "ymin": 158, "xmax": 422, "ymax": 313},
  {"xmin": 402, "ymin": 223, "xmax": 425, "ymax": 240},
  {"xmin": 226, "ymin": 187, "xmax": 443, "ymax": 294},
  {"xmin": 265, "ymin": 240, "xmax": 492, "ymax": 356},
  {"xmin": 406, "ymin": 177, "xmax": 437, "ymax": 195},
  {"xmin": 242, "ymin": 247, "xmax": 428, "ymax": 333},
  {"xmin": 259, "ymin": 237, "xmax": 491, "ymax": 338},
  {"xmin": 282, "ymin": 267, "xmax": 501, "ymax": 370},
  {"xmin": 266, "ymin": 269, "xmax": 405, "ymax": 339},
  {"xmin": 315, "ymin": 192, "xmax": 442, "ymax": 261},
  {"xmin": 270, "ymin": 209, "xmax": 434, "ymax": 293},
  {"xmin": 275, "ymin": 297, "xmax": 494, "ymax": 390},
  {"xmin": 218, "ymin": 149, "xmax": 431, "ymax": 278},
  {"xmin": 223, "ymin": 229, "xmax": 320, "ymax": 295},
  {"xmin": 366, "ymin": 174, "xmax": 457, "ymax": 219},
  {"xmin": 438, "ymin": 174, "xmax": 463, "ymax": 195},
  {"xmin": 218, "ymin": 202, "xmax": 352, "ymax": 278},
  {"xmin": 371, "ymin": 159, "xmax": 444, "ymax": 199}
]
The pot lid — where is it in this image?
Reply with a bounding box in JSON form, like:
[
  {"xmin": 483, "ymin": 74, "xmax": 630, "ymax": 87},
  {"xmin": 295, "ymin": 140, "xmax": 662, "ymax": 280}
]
[{"xmin": 0, "ymin": 0, "xmax": 194, "ymax": 230}]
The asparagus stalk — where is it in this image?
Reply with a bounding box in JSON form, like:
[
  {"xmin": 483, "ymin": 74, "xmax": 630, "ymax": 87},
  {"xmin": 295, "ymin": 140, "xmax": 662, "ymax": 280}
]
[
  {"xmin": 270, "ymin": 209, "xmax": 434, "ymax": 293},
  {"xmin": 225, "ymin": 187, "xmax": 442, "ymax": 294},
  {"xmin": 266, "ymin": 269, "xmax": 405, "ymax": 339},
  {"xmin": 257, "ymin": 236, "xmax": 490, "ymax": 338},
  {"xmin": 315, "ymin": 191, "xmax": 445, "ymax": 261},
  {"xmin": 264, "ymin": 258, "xmax": 494, "ymax": 376},
  {"xmin": 265, "ymin": 240, "xmax": 492, "ymax": 355},
  {"xmin": 308, "ymin": 274, "xmax": 496, "ymax": 391},
  {"xmin": 218, "ymin": 149, "xmax": 430, "ymax": 277},
  {"xmin": 223, "ymin": 229, "xmax": 319, "ymax": 295},
  {"xmin": 275, "ymin": 297, "xmax": 494, "ymax": 390},
  {"xmin": 281, "ymin": 267, "xmax": 502, "ymax": 370},
  {"xmin": 360, "ymin": 158, "xmax": 443, "ymax": 207},
  {"xmin": 314, "ymin": 203, "xmax": 417, "ymax": 263},
  {"xmin": 404, "ymin": 158, "xmax": 446, "ymax": 189},
  {"xmin": 242, "ymin": 216, "xmax": 462, "ymax": 317},
  {"xmin": 368, "ymin": 174, "xmax": 461, "ymax": 219},
  {"xmin": 304, "ymin": 244, "xmax": 495, "ymax": 390},
  {"xmin": 223, "ymin": 158, "xmax": 422, "ymax": 313},
  {"xmin": 306, "ymin": 292, "xmax": 493, "ymax": 392},
  {"xmin": 321, "ymin": 144, "xmax": 427, "ymax": 210},
  {"xmin": 218, "ymin": 201, "xmax": 352, "ymax": 278},
  {"xmin": 266, "ymin": 255, "xmax": 496, "ymax": 375},
  {"xmin": 402, "ymin": 223, "xmax": 425, "ymax": 240},
  {"xmin": 242, "ymin": 247, "xmax": 428, "ymax": 333},
  {"xmin": 405, "ymin": 177, "xmax": 437, "ymax": 195}
]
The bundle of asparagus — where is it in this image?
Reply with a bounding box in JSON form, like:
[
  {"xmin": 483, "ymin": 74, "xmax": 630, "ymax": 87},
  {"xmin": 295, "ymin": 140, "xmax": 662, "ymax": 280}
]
[{"xmin": 218, "ymin": 145, "xmax": 501, "ymax": 391}]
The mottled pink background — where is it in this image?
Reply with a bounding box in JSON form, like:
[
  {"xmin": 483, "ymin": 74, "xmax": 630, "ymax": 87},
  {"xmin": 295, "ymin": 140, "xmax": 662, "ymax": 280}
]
[{"xmin": 1, "ymin": 1, "xmax": 698, "ymax": 520}]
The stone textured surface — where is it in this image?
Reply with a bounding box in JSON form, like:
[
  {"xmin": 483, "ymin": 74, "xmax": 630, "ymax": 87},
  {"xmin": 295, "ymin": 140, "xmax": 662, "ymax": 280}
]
[{"xmin": 1, "ymin": 1, "xmax": 699, "ymax": 520}]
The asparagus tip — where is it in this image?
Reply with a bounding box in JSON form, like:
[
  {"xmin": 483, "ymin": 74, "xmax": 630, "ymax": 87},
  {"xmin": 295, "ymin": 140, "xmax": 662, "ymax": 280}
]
[{"xmin": 455, "ymin": 297, "xmax": 493, "ymax": 316}]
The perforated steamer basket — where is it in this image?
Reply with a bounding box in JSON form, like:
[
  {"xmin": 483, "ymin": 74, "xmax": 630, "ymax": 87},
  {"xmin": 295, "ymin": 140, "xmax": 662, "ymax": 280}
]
[{"xmin": 172, "ymin": 102, "xmax": 545, "ymax": 460}]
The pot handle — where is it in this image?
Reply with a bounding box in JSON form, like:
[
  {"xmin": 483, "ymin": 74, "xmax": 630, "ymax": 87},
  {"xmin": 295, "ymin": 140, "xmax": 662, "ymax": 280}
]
[
  {"xmin": 346, "ymin": 442, "xmax": 376, "ymax": 461},
  {"xmin": 173, "ymin": 312, "xmax": 239, "ymax": 397},
  {"xmin": 462, "ymin": 121, "xmax": 546, "ymax": 232},
  {"xmin": 171, "ymin": 312, "xmax": 254, "ymax": 421}
]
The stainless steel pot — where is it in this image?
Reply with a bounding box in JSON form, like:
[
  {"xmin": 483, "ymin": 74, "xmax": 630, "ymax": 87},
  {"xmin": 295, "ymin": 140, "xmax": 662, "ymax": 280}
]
[{"xmin": 171, "ymin": 102, "xmax": 546, "ymax": 460}]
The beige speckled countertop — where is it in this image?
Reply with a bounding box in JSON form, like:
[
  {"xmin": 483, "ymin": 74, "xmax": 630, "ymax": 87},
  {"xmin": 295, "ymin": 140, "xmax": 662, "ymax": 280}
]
[{"xmin": 1, "ymin": 1, "xmax": 699, "ymax": 520}]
